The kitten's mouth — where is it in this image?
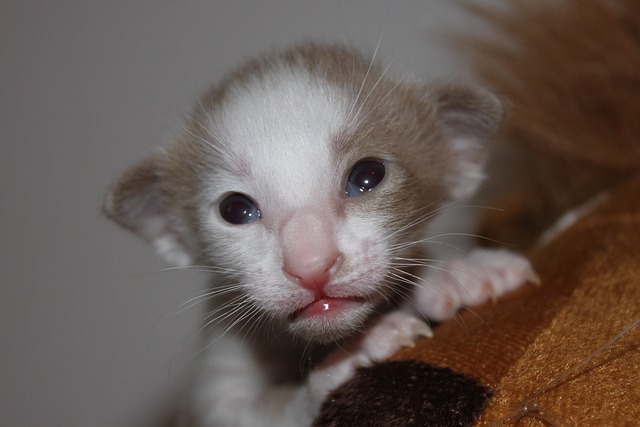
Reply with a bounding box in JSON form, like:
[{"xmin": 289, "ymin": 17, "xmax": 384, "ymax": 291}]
[
  {"xmin": 288, "ymin": 296, "xmax": 374, "ymax": 342},
  {"xmin": 294, "ymin": 297, "xmax": 366, "ymax": 319}
]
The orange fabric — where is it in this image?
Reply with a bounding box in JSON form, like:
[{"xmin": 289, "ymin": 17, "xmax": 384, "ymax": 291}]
[{"xmin": 394, "ymin": 176, "xmax": 640, "ymax": 425}]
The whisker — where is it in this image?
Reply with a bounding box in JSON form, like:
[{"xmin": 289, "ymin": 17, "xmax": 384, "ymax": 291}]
[
  {"xmin": 489, "ymin": 319, "xmax": 640, "ymax": 426},
  {"xmin": 239, "ymin": 309, "xmax": 271, "ymax": 344},
  {"xmin": 346, "ymin": 27, "xmax": 385, "ymax": 125},
  {"xmin": 349, "ymin": 18, "xmax": 421, "ymax": 125},
  {"xmin": 197, "ymin": 295, "xmax": 252, "ymax": 337},
  {"xmin": 384, "ymin": 202, "xmax": 448, "ymax": 241},
  {"xmin": 158, "ymin": 264, "xmax": 241, "ymax": 275},
  {"xmin": 534, "ymin": 318, "xmax": 640, "ymax": 400},
  {"xmin": 171, "ymin": 284, "xmax": 245, "ymax": 316},
  {"xmin": 389, "ymin": 258, "xmax": 442, "ymax": 268},
  {"xmin": 220, "ymin": 305, "xmax": 264, "ymax": 341},
  {"xmin": 388, "ymin": 269, "xmax": 428, "ymax": 292},
  {"xmin": 350, "ymin": 56, "xmax": 395, "ymax": 125}
]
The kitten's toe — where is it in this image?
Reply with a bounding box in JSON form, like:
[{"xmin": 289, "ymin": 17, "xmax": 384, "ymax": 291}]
[
  {"xmin": 308, "ymin": 311, "xmax": 431, "ymax": 400},
  {"xmin": 463, "ymin": 248, "xmax": 539, "ymax": 297},
  {"xmin": 359, "ymin": 311, "xmax": 433, "ymax": 362},
  {"xmin": 415, "ymin": 248, "xmax": 537, "ymax": 321}
]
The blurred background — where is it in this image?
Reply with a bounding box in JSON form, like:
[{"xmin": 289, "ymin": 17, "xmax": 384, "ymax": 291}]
[{"xmin": 1, "ymin": 1, "xmax": 496, "ymax": 426}]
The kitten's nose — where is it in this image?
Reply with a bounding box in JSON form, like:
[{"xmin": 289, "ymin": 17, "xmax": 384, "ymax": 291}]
[
  {"xmin": 281, "ymin": 209, "xmax": 341, "ymax": 293},
  {"xmin": 284, "ymin": 252, "xmax": 341, "ymax": 293}
]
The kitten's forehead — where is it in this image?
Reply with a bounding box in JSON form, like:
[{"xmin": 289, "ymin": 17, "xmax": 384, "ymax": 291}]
[{"xmin": 211, "ymin": 65, "xmax": 353, "ymax": 207}]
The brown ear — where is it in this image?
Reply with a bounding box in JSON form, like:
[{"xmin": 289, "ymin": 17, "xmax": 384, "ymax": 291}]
[
  {"xmin": 431, "ymin": 84, "xmax": 504, "ymax": 200},
  {"xmin": 103, "ymin": 155, "xmax": 196, "ymax": 266}
]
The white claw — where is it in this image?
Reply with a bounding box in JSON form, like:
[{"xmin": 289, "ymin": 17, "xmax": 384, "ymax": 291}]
[{"xmin": 417, "ymin": 323, "xmax": 434, "ymax": 338}]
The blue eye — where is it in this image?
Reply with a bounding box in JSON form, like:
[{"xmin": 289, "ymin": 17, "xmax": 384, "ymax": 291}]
[
  {"xmin": 219, "ymin": 193, "xmax": 261, "ymax": 224},
  {"xmin": 345, "ymin": 161, "xmax": 386, "ymax": 197}
]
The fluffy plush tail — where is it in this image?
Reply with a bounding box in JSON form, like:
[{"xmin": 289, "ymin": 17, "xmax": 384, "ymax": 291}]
[{"xmin": 460, "ymin": 0, "xmax": 640, "ymax": 246}]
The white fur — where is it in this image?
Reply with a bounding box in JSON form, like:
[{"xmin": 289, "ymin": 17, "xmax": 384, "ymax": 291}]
[
  {"xmin": 208, "ymin": 67, "xmax": 347, "ymax": 206},
  {"xmin": 197, "ymin": 67, "xmax": 392, "ymax": 325}
]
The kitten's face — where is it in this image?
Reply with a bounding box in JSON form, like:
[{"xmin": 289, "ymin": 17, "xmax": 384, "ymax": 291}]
[
  {"xmin": 104, "ymin": 44, "xmax": 502, "ymax": 343},
  {"xmin": 194, "ymin": 65, "xmax": 427, "ymax": 342}
]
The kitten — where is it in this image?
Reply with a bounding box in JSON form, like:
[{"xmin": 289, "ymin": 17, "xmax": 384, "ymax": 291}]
[{"xmin": 104, "ymin": 43, "xmax": 535, "ymax": 426}]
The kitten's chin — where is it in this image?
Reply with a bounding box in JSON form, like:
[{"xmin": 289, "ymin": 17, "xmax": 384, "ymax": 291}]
[{"xmin": 288, "ymin": 299, "xmax": 373, "ymax": 343}]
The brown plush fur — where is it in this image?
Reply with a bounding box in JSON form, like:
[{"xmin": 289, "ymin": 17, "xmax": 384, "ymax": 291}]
[{"xmin": 461, "ymin": 0, "xmax": 640, "ymax": 248}]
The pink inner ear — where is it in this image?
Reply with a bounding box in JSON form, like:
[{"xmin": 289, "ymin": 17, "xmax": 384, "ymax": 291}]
[
  {"xmin": 447, "ymin": 136, "xmax": 487, "ymax": 201},
  {"xmin": 142, "ymin": 215, "xmax": 194, "ymax": 267},
  {"xmin": 104, "ymin": 155, "xmax": 198, "ymax": 267},
  {"xmin": 428, "ymin": 84, "xmax": 502, "ymax": 201}
]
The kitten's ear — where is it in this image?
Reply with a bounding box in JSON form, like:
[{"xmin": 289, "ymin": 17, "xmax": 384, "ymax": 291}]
[
  {"xmin": 431, "ymin": 84, "xmax": 504, "ymax": 200},
  {"xmin": 103, "ymin": 155, "xmax": 196, "ymax": 267}
]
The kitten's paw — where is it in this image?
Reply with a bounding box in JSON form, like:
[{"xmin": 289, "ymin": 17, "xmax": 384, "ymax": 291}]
[
  {"xmin": 308, "ymin": 311, "xmax": 431, "ymax": 401},
  {"xmin": 358, "ymin": 311, "xmax": 433, "ymax": 362},
  {"xmin": 415, "ymin": 248, "xmax": 538, "ymax": 321}
]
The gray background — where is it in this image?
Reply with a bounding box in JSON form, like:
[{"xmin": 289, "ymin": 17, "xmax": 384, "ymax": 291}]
[{"xmin": 2, "ymin": 1, "xmax": 496, "ymax": 426}]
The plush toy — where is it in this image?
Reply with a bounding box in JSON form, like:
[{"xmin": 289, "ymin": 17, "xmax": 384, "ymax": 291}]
[{"xmin": 314, "ymin": 1, "xmax": 640, "ymax": 425}]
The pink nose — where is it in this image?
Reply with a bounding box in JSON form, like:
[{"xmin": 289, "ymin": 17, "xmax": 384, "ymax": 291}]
[
  {"xmin": 284, "ymin": 251, "xmax": 341, "ymax": 292},
  {"xmin": 281, "ymin": 210, "xmax": 341, "ymax": 293}
]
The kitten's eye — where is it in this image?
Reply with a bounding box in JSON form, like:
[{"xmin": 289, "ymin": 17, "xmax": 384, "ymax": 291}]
[
  {"xmin": 219, "ymin": 193, "xmax": 261, "ymax": 224},
  {"xmin": 345, "ymin": 161, "xmax": 386, "ymax": 197}
]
